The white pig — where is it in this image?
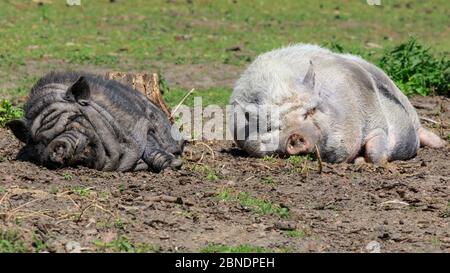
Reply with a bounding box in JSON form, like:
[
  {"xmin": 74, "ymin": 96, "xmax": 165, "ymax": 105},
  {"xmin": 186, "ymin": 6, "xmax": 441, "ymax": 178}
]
[{"xmin": 229, "ymin": 44, "xmax": 446, "ymax": 164}]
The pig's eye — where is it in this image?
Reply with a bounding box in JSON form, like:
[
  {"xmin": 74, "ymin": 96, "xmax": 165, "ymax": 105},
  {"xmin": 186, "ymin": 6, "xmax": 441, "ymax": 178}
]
[{"xmin": 304, "ymin": 107, "xmax": 316, "ymax": 119}]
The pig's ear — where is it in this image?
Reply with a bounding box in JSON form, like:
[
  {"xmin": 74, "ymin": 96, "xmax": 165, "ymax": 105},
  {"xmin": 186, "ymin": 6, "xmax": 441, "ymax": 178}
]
[
  {"xmin": 65, "ymin": 76, "xmax": 91, "ymax": 104},
  {"xmin": 303, "ymin": 60, "xmax": 315, "ymax": 89},
  {"xmin": 6, "ymin": 119, "xmax": 30, "ymax": 143}
]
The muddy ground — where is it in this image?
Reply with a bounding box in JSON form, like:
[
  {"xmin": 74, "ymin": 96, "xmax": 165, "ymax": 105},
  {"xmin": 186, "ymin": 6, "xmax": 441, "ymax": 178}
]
[{"xmin": 0, "ymin": 96, "xmax": 449, "ymax": 253}]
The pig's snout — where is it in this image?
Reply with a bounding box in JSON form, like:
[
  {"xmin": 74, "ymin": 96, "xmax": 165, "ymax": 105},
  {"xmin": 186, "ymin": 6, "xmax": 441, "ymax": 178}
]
[
  {"xmin": 48, "ymin": 140, "xmax": 72, "ymax": 165},
  {"xmin": 286, "ymin": 133, "xmax": 309, "ymax": 155}
]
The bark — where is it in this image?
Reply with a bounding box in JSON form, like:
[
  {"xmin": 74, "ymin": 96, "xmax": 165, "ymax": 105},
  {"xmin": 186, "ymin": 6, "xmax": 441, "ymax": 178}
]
[{"xmin": 105, "ymin": 72, "xmax": 174, "ymax": 123}]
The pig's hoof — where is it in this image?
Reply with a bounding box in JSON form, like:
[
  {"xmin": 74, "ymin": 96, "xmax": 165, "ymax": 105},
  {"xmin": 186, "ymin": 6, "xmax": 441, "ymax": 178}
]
[{"xmin": 170, "ymin": 158, "xmax": 183, "ymax": 170}]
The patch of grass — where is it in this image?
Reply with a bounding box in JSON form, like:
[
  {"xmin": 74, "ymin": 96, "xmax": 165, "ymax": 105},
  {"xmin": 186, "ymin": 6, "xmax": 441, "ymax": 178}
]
[
  {"xmin": 200, "ymin": 243, "xmax": 269, "ymax": 253},
  {"xmin": 216, "ymin": 188, "xmax": 289, "ymax": 218},
  {"xmin": 439, "ymin": 201, "xmax": 450, "ymax": 218},
  {"xmin": 71, "ymin": 185, "xmax": 91, "ymax": 197},
  {"xmin": 93, "ymin": 236, "xmax": 159, "ymax": 253},
  {"xmin": 95, "ymin": 218, "xmax": 125, "ymax": 230},
  {"xmin": 324, "ymin": 40, "xmax": 374, "ymax": 60},
  {"xmin": 326, "ymin": 38, "xmax": 449, "ymax": 97},
  {"xmin": 431, "ymin": 236, "xmax": 441, "ymax": 248},
  {"xmin": 284, "ymin": 230, "xmax": 306, "ymax": 239},
  {"xmin": 260, "ymin": 177, "xmax": 275, "ymax": 185},
  {"xmin": 93, "ymin": 236, "xmax": 133, "ymax": 252},
  {"xmin": 378, "ymin": 38, "xmax": 449, "ymax": 96},
  {"xmin": 287, "ymin": 154, "xmax": 314, "ymax": 174},
  {"xmin": 189, "ymin": 164, "xmax": 219, "ymax": 181},
  {"xmin": 32, "ymin": 236, "xmax": 48, "ymax": 253},
  {"xmin": 118, "ymin": 184, "xmax": 126, "ymax": 193},
  {"xmin": 261, "ymin": 155, "xmax": 276, "ymax": 162},
  {"xmin": 95, "ymin": 220, "xmax": 110, "ymax": 229},
  {"xmin": 163, "ymin": 87, "xmax": 232, "ymax": 108},
  {"xmin": 62, "ymin": 173, "xmax": 73, "ymax": 181},
  {"xmin": 98, "ymin": 191, "xmax": 109, "ymax": 200},
  {"xmin": 0, "ymin": 230, "xmax": 27, "ymax": 253},
  {"xmin": 114, "ymin": 218, "xmax": 125, "ymax": 230},
  {"xmin": 49, "ymin": 186, "xmax": 59, "ymax": 194},
  {"xmin": 1, "ymin": 1, "xmax": 449, "ymax": 103},
  {"xmin": 206, "ymin": 172, "xmax": 219, "ymax": 182},
  {"xmin": 287, "ymin": 155, "xmax": 312, "ymax": 165},
  {"xmin": 0, "ymin": 99, "xmax": 23, "ymax": 127},
  {"xmin": 237, "ymin": 192, "xmax": 289, "ymax": 218},
  {"xmin": 216, "ymin": 187, "xmax": 234, "ymax": 201}
]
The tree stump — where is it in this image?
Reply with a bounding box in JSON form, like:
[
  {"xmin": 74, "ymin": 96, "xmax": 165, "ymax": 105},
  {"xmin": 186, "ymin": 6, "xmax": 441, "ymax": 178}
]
[{"xmin": 105, "ymin": 72, "xmax": 174, "ymax": 123}]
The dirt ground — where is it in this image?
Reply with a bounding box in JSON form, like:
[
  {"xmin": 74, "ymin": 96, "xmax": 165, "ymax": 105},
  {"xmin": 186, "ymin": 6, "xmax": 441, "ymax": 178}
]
[{"xmin": 0, "ymin": 96, "xmax": 449, "ymax": 253}]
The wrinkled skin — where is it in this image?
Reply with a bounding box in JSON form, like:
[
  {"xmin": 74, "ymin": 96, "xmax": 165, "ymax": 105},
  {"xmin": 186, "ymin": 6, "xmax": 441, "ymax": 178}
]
[
  {"xmin": 7, "ymin": 72, "xmax": 184, "ymax": 172},
  {"xmin": 230, "ymin": 44, "xmax": 446, "ymax": 164}
]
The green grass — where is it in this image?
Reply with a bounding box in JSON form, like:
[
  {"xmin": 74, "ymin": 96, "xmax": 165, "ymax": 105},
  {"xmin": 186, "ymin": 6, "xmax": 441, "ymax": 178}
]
[
  {"xmin": 0, "ymin": 0, "xmax": 448, "ymax": 104},
  {"xmin": 439, "ymin": 201, "xmax": 450, "ymax": 219},
  {"xmin": 0, "ymin": 230, "xmax": 51, "ymax": 253},
  {"xmin": 287, "ymin": 155, "xmax": 312, "ymax": 165},
  {"xmin": 261, "ymin": 155, "xmax": 276, "ymax": 162},
  {"xmin": 260, "ymin": 176, "xmax": 276, "ymax": 185},
  {"xmin": 98, "ymin": 191, "xmax": 109, "ymax": 200},
  {"xmin": 49, "ymin": 186, "xmax": 59, "ymax": 194},
  {"xmin": 70, "ymin": 185, "xmax": 91, "ymax": 197},
  {"xmin": 163, "ymin": 86, "xmax": 231, "ymax": 108},
  {"xmin": 217, "ymin": 188, "xmax": 289, "ymax": 218},
  {"xmin": 0, "ymin": 230, "xmax": 28, "ymax": 253},
  {"xmin": 216, "ymin": 186, "xmax": 234, "ymax": 201},
  {"xmin": 378, "ymin": 38, "xmax": 449, "ymax": 96},
  {"xmin": 286, "ymin": 154, "xmax": 315, "ymax": 174},
  {"xmin": 93, "ymin": 236, "xmax": 160, "ymax": 253},
  {"xmin": 62, "ymin": 172, "xmax": 73, "ymax": 181},
  {"xmin": 200, "ymin": 243, "xmax": 269, "ymax": 253},
  {"xmin": 0, "ymin": 99, "xmax": 23, "ymax": 127},
  {"xmin": 0, "ymin": 0, "xmax": 448, "ymax": 67},
  {"xmin": 284, "ymin": 230, "xmax": 306, "ymax": 238},
  {"xmin": 32, "ymin": 235, "xmax": 48, "ymax": 253},
  {"xmin": 188, "ymin": 164, "xmax": 219, "ymax": 181}
]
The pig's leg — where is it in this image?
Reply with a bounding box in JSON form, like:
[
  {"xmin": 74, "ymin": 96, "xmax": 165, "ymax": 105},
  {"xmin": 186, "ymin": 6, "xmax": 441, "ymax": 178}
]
[
  {"xmin": 133, "ymin": 159, "xmax": 149, "ymax": 171},
  {"xmin": 363, "ymin": 129, "xmax": 389, "ymax": 165},
  {"xmin": 142, "ymin": 135, "xmax": 183, "ymax": 172},
  {"xmin": 418, "ymin": 127, "xmax": 446, "ymax": 148}
]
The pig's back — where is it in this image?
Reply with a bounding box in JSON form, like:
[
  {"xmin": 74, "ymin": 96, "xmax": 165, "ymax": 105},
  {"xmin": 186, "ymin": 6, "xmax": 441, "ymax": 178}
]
[
  {"xmin": 252, "ymin": 44, "xmax": 419, "ymax": 126},
  {"xmin": 29, "ymin": 71, "xmax": 162, "ymax": 129},
  {"xmin": 339, "ymin": 53, "xmax": 420, "ymax": 128}
]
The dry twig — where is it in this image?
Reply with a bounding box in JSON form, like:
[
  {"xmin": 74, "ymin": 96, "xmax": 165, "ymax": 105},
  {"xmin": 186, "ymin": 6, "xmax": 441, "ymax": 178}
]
[{"xmin": 315, "ymin": 144, "xmax": 323, "ymax": 174}]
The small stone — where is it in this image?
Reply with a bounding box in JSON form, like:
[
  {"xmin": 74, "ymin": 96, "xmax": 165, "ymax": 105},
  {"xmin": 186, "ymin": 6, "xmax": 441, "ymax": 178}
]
[
  {"xmin": 223, "ymin": 180, "xmax": 235, "ymax": 186},
  {"xmin": 257, "ymin": 232, "xmax": 266, "ymax": 238},
  {"xmin": 83, "ymin": 229, "xmax": 98, "ymax": 236},
  {"xmin": 274, "ymin": 221, "xmax": 296, "ymax": 231},
  {"xmin": 219, "ymin": 169, "xmax": 231, "ymax": 176},
  {"xmin": 65, "ymin": 241, "xmax": 81, "ymax": 253},
  {"xmin": 365, "ymin": 241, "xmax": 381, "ymax": 253}
]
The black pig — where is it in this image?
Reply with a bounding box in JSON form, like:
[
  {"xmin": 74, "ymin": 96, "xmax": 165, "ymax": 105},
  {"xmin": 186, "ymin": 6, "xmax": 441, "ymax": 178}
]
[{"xmin": 7, "ymin": 72, "xmax": 184, "ymax": 172}]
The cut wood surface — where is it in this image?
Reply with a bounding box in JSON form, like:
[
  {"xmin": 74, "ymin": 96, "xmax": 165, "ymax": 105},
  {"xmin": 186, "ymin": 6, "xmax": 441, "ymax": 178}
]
[{"xmin": 105, "ymin": 72, "xmax": 174, "ymax": 123}]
